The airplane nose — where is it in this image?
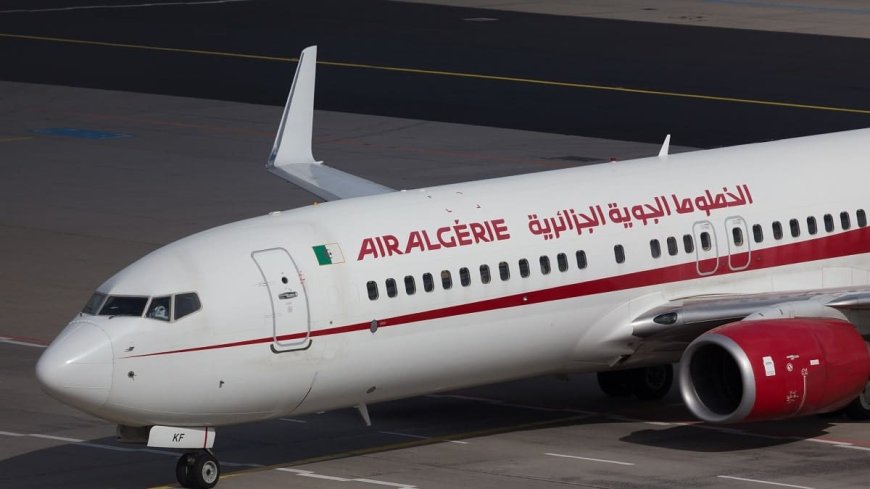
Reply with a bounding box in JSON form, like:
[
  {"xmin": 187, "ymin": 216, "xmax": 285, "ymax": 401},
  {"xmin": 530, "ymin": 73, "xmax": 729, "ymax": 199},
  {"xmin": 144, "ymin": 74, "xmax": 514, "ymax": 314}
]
[{"xmin": 36, "ymin": 321, "xmax": 113, "ymax": 409}]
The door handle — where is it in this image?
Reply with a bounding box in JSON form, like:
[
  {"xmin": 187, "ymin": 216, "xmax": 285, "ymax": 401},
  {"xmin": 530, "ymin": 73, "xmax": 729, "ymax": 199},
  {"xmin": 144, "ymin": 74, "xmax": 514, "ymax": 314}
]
[{"xmin": 279, "ymin": 291, "xmax": 298, "ymax": 300}]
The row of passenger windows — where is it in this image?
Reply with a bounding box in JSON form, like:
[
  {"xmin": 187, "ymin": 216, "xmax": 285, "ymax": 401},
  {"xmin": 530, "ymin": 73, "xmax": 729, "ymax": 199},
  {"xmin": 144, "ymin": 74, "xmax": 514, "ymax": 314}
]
[
  {"xmin": 752, "ymin": 210, "xmax": 865, "ymax": 243},
  {"xmin": 367, "ymin": 209, "xmax": 867, "ymax": 301},
  {"xmin": 646, "ymin": 209, "xmax": 866, "ymax": 260},
  {"xmin": 366, "ymin": 251, "xmax": 588, "ymax": 300}
]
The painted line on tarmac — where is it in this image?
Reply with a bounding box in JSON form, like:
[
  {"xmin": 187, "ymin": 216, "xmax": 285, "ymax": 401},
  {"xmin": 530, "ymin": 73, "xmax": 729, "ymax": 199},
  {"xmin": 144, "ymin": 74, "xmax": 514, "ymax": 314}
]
[
  {"xmin": 276, "ymin": 468, "xmax": 417, "ymax": 488},
  {"xmin": 378, "ymin": 430, "xmax": 469, "ymax": 444},
  {"xmin": 545, "ymin": 452, "xmax": 635, "ymax": 466},
  {"xmin": 0, "ymin": 0, "xmax": 250, "ymax": 14},
  {"xmin": 835, "ymin": 444, "xmax": 870, "ymax": 452},
  {"xmin": 717, "ymin": 475, "xmax": 815, "ymax": 489},
  {"xmin": 0, "ymin": 429, "xmax": 261, "ymax": 465},
  {"xmin": 0, "ymin": 335, "xmax": 48, "ymax": 348},
  {"xmin": 429, "ymin": 394, "xmax": 870, "ymax": 450},
  {"xmin": 1, "ymin": 33, "xmax": 869, "ymax": 116}
]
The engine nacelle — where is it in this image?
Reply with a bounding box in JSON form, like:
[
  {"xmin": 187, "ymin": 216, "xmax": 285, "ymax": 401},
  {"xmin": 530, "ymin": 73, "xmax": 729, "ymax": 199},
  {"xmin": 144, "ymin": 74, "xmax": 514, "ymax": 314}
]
[{"xmin": 679, "ymin": 318, "xmax": 870, "ymax": 423}]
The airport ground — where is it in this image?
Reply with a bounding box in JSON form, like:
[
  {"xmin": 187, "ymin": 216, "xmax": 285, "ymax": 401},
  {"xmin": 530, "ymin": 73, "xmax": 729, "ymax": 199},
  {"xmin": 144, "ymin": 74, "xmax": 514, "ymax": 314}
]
[{"xmin": 1, "ymin": 1, "xmax": 870, "ymax": 488}]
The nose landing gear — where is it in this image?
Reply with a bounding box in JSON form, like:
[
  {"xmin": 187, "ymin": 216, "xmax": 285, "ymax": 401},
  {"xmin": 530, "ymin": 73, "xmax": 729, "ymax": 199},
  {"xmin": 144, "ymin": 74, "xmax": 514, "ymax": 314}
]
[{"xmin": 176, "ymin": 450, "xmax": 220, "ymax": 489}]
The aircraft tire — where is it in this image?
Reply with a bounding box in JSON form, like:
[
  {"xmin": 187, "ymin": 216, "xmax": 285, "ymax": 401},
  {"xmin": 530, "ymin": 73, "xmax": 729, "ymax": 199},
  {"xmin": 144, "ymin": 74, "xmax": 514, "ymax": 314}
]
[
  {"xmin": 597, "ymin": 370, "xmax": 634, "ymax": 397},
  {"xmin": 845, "ymin": 380, "xmax": 870, "ymax": 420},
  {"xmin": 175, "ymin": 453, "xmax": 195, "ymax": 488},
  {"xmin": 631, "ymin": 365, "xmax": 674, "ymax": 401},
  {"xmin": 192, "ymin": 451, "xmax": 220, "ymax": 489}
]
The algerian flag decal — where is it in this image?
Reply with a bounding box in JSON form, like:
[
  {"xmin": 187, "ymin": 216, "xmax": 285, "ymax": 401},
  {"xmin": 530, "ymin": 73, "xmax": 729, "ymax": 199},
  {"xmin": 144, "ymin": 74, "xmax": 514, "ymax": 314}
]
[{"xmin": 312, "ymin": 243, "xmax": 345, "ymax": 265}]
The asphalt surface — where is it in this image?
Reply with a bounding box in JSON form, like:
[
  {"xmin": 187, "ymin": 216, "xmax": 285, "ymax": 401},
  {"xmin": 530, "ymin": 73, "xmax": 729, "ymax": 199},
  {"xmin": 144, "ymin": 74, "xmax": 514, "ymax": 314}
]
[
  {"xmin": 0, "ymin": 0, "xmax": 869, "ymax": 147},
  {"xmin": 3, "ymin": 80, "xmax": 869, "ymax": 489},
  {"xmin": 3, "ymin": 2, "xmax": 870, "ymax": 488}
]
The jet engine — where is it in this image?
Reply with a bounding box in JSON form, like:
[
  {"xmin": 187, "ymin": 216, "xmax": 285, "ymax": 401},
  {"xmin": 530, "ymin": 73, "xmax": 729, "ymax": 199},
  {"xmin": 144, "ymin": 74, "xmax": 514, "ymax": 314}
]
[{"xmin": 679, "ymin": 318, "xmax": 870, "ymax": 423}]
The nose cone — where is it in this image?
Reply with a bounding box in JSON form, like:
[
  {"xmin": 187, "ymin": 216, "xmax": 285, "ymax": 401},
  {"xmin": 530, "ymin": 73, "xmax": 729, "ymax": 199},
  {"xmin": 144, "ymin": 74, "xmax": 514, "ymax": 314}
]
[{"xmin": 36, "ymin": 321, "xmax": 113, "ymax": 411}]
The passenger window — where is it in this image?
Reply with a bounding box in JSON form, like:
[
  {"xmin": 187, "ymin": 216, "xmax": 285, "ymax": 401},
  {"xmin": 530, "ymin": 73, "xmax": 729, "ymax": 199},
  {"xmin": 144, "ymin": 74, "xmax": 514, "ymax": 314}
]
[
  {"xmin": 807, "ymin": 216, "xmax": 817, "ymax": 235},
  {"xmin": 386, "ymin": 278, "xmax": 398, "ymax": 298},
  {"xmin": 752, "ymin": 224, "xmax": 763, "ymax": 243},
  {"xmin": 539, "ymin": 256, "xmax": 551, "ymax": 275},
  {"xmin": 499, "ymin": 261, "xmax": 510, "ymax": 281},
  {"xmin": 423, "ymin": 273, "xmax": 434, "ymax": 292},
  {"xmin": 440, "ymin": 270, "xmax": 452, "ymax": 290},
  {"xmin": 557, "ymin": 253, "xmax": 568, "ymax": 272},
  {"xmin": 650, "ymin": 239, "xmax": 661, "ymax": 258},
  {"xmin": 841, "ymin": 211, "xmax": 851, "ymax": 230},
  {"xmin": 366, "ymin": 281, "xmax": 379, "ymax": 300},
  {"xmin": 772, "ymin": 221, "xmax": 783, "ymax": 240},
  {"xmin": 789, "ymin": 218, "xmax": 800, "ymax": 238},
  {"xmin": 576, "ymin": 250, "xmax": 587, "ymax": 269},
  {"xmin": 82, "ymin": 292, "xmax": 107, "ymax": 315},
  {"xmin": 614, "ymin": 244, "xmax": 625, "ymax": 264},
  {"xmin": 700, "ymin": 232, "xmax": 711, "ymax": 251},
  {"xmin": 404, "ymin": 275, "xmax": 416, "ymax": 295},
  {"xmin": 146, "ymin": 296, "xmax": 171, "ymax": 321},
  {"xmin": 732, "ymin": 227, "xmax": 744, "ymax": 246},
  {"xmin": 519, "ymin": 259, "xmax": 531, "ymax": 278},
  {"xmin": 858, "ymin": 209, "xmax": 867, "ymax": 228},
  {"xmin": 480, "ymin": 264, "xmax": 491, "ymax": 284},
  {"xmin": 667, "ymin": 237, "xmax": 678, "ymax": 256},
  {"xmin": 824, "ymin": 214, "xmax": 834, "ymax": 232},
  {"xmin": 100, "ymin": 296, "xmax": 148, "ymax": 317},
  {"xmin": 174, "ymin": 293, "xmax": 201, "ymax": 320},
  {"xmin": 460, "ymin": 267, "xmax": 471, "ymax": 287},
  {"xmin": 683, "ymin": 234, "xmax": 694, "ymax": 254}
]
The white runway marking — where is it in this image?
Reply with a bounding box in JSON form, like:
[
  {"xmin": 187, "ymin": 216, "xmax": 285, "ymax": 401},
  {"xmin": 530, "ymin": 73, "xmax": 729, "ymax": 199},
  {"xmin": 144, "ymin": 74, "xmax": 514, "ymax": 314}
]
[
  {"xmin": 0, "ymin": 336, "xmax": 47, "ymax": 348},
  {"xmin": 717, "ymin": 475, "xmax": 815, "ymax": 489},
  {"xmin": 0, "ymin": 0, "xmax": 250, "ymax": 14},
  {"xmin": 807, "ymin": 438, "xmax": 852, "ymax": 446},
  {"xmin": 379, "ymin": 430, "xmax": 469, "ymax": 444},
  {"xmin": 29, "ymin": 433, "xmax": 83, "ymax": 442},
  {"xmin": 425, "ymin": 393, "xmax": 594, "ymax": 415},
  {"xmin": 545, "ymin": 452, "xmax": 635, "ymax": 466},
  {"xmin": 276, "ymin": 468, "xmax": 417, "ymax": 488},
  {"xmin": 836, "ymin": 444, "xmax": 870, "ymax": 452},
  {"xmin": 0, "ymin": 429, "xmax": 263, "ymax": 465}
]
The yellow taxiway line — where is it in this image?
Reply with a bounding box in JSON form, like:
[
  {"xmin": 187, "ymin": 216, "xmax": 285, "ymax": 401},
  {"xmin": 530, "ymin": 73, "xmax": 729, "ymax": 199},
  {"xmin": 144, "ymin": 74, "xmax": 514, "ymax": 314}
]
[{"xmin": 3, "ymin": 32, "xmax": 870, "ymax": 116}]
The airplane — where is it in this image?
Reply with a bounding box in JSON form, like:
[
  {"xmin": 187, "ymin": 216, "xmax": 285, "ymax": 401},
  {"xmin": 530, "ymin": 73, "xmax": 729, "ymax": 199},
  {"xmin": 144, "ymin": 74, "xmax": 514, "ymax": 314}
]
[{"xmin": 35, "ymin": 46, "xmax": 870, "ymax": 489}]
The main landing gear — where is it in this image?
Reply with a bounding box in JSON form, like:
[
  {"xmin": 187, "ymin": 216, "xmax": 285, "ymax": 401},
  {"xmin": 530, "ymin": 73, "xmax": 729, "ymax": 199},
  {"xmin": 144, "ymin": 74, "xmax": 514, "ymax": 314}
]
[
  {"xmin": 845, "ymin": 379, "xmax": 870, "ymax": 420},
  {"xmin": 597, "ymin": 364, "xmax": 674, "ymax": 400},
  {"xmin": 176, "ymin": 450, "xmax": 220, "ymax": 489}
]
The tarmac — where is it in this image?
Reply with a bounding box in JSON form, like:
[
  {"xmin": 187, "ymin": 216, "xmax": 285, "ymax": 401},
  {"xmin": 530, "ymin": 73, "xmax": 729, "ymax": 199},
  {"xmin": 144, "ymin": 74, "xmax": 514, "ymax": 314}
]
[
  {"xmin": 2, "ymin": 1, "xmax": 870, "ymax": 488},
  {"xmin": 2, "ymin": 79, "xmax": 870, "ymax": 489}
]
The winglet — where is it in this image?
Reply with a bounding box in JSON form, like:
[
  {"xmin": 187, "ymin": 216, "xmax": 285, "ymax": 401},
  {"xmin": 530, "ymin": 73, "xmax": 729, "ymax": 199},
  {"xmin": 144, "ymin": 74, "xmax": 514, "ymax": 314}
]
[
  {"xmin": 658, "ymin": 134, "xmax": 671, "ymax": 159},
  {"xmin": 265, "ymin": 46, "xmax": 394, "ymax": 201},
  {"xmin": 268, "ymin": 45, "xmax": 319, "ymax": 168}
]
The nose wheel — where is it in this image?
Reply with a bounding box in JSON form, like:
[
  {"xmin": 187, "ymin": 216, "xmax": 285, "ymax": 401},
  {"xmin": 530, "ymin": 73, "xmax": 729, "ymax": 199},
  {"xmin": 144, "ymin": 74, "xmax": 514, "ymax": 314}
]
[{"xmin": 176, "ymin": 450, "xmax": 220, "ymax": 489}]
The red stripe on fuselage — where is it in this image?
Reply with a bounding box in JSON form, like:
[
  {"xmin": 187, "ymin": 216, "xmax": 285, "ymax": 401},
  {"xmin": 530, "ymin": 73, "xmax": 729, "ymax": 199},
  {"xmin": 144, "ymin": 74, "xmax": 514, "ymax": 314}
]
[{"xmin": 126, "ymin": 226, "xmax": 870, "ymax": 358}]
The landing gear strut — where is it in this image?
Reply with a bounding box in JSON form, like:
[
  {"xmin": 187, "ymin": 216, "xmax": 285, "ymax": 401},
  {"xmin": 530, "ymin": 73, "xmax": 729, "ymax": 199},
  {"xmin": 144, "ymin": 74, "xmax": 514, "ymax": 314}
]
[
  {"xmin": 597, "ymin": 364, "xmax": 674, "ymax": 400},
  {"xmin": 176, "ymin": 450, "xmax": 220, "ymax": 489}
]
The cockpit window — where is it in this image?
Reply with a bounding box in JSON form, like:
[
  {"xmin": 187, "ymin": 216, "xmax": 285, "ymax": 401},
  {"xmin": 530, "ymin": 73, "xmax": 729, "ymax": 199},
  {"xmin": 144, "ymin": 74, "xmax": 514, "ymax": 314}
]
[
  {"xmin": 146, "ymin": 296, "xmax": 172, "ymax": 322},
  {"xmin": 174, "ymin": 293, "xmax": 201, "ymax": 320},
  {"xmin": 99, "ymin": 296, "xmax": 148, "ymax": 317},
  {"xmin": 82, "ymin": 293, "xmax": 107, "ymax": 315}
]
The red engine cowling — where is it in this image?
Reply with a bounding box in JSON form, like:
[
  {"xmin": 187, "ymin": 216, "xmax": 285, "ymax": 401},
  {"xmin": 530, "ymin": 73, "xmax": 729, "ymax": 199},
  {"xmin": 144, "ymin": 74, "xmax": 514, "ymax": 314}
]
[{"xmin": 679, "ymin": 318, "xmax": 870, "ymax": 423}]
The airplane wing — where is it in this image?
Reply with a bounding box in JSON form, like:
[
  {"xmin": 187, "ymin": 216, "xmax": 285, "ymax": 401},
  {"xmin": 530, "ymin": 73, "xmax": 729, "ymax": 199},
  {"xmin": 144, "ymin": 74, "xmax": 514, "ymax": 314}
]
[
  {"xmin": 266, "ymin": 46, "xmax": 395, "ymax": 201},
  {"xmin": 621, "ymin": 287, "xmax": 870, "ymax": 367}
]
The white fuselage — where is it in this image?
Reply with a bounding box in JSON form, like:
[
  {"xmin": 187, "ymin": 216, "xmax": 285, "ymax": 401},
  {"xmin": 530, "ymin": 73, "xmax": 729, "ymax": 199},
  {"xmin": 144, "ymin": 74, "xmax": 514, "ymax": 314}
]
[{"xmin": 38, "ymin": 128, "xmax": 870, "ymax": 427}]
